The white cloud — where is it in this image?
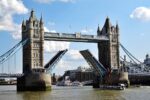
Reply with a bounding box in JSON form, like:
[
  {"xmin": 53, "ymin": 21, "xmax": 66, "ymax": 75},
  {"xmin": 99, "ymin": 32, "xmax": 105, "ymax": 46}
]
[
  {"xmin": 44, "ymin": 27, "xmax": 51, "ymax": 32},
  {"xmin": 59, "ymin": 0, "xmax": 75, "ymax": 3},
  {"xmin": 44, "ymin": 41, "xmax": 70, "ymax": 52},
  {"xmin": 34, "ymin": 0, "xmax": 54, "ymax": 4},
  {"xmin": 11, "ymin": 24, "xmax": 22, "ymax": 39},
  {"xmin": 130, "ymin": 7, "xmax": 150, "ymax": 22},
  {"xmin": 67, "ymin": 49, "xmax": 83, "ymax": 60},
  {"xmin": 0, "ymin": 0, "xmax": 28, "ymax": 39},
  {"xmin": 57, "ymin": 59, "xmax": 70, "ymax": 68},
  {"xmin": 34, "ymin": 0, "xmax": 75, "ymax": 3},
  {"xmin": 44, "ymin": 26, "xmax": 71, "ymax": 52}
]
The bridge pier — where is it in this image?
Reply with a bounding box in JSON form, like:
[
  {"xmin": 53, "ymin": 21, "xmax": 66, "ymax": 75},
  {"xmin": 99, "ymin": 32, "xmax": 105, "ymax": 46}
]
[
  {"xmin": 17, "ymin": 72, "xmax": 51, "ymax": 91},
  {"xmin": 92, "ymin": 71, "xmax": 129, "ymax": 88}
]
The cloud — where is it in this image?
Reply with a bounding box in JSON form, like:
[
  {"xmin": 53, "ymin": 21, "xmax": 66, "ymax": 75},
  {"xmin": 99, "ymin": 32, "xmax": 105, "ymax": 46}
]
[
  {"xmin": 34, "ymin": 0, "xmax": 75, "ymax": 3},
  {"xmin": 52, "ymin": 58, "xmax": 90, "ymax": 75},
  {"xmin": 57, "ymin": 59, "xmax": 70, "ymax": 68},
  {"xmin": 67, "ymin": 49, "xmax": 83, "ymax": 60},
  {"xmin": 130, "ymin": 7, "xmax": 150, "ymax": 22},
  {"xmin": 11, "ymin": 24, "xmax": 22, "ymax": 39},
  {"xmin": 59, "ymin": 0, "xmax": 75, "ymax": 3},
  {"xmin": 0, "ymin": 0, "xmax": 28, "ymax": 39},
  {"xmin": 44, "ymin": 27, "xmax": 71, "ymax": 52},
  {"xmin": 44, "ymin": 41, "xmax": 70, "ymax": 52}
]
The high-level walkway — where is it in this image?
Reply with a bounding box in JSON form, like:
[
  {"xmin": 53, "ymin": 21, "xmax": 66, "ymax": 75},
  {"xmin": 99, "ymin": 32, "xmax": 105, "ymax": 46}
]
[
  {"xmin": 0, "ymin": 73, "xmax": 23, "ymax": 78},
  {"xmin": 44, "ymin": 32, "xmax": 108, "ymax": 42}
]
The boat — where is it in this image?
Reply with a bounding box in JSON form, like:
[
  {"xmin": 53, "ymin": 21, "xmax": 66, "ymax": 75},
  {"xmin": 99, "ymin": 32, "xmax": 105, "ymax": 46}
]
[
  {"xmin": 56, "ymin": 80, "xmax": 71, "ymax": 86},
  {"xmin": 71, "ymin": 81, "xmax": 83, "ymax": 86},
  {"xmin": 56, "ymin": 80, "xmax": 83, "ymax": 86},
  {"xmin": 99, "ymin": 84, "xmax": 125, "ymax": 90}
]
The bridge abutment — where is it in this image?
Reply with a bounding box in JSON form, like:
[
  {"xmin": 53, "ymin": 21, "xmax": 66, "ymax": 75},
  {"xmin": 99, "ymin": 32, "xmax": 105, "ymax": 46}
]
[{"xmin": 17, "ymin": 72, "xmax": 51, "ymax": 91}]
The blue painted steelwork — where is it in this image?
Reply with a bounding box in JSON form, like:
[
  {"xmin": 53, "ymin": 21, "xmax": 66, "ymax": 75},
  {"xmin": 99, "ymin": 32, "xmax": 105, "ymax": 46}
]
[
  {"xmin": 120, "ymin": 43, "xmax": 142, "ymax": 64},
  {"xmin": 45, "ymin": 49, "xmax": 68, "ymax": 73},
  {"xmin": 0, "ymin": 39, "xmax": 28, "ymax": 64},
  {"xmin": 80, "ymin": 50, "xmax": 107, "ymax": 82}
]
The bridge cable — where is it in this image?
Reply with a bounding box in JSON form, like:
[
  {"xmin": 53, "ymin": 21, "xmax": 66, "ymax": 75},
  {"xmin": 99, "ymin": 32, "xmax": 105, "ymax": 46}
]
[
  {"xmin": 120, "ymin": 56, "xmax": 134, "ymax": 65},
  {"xmin": 0, "ymin": 39, "xmax": 28, "ymax": 76},
  {"xmin": 0, "ymin": 39, "xmax": 28, "ymax": 64},
  {"xmin": 14, "ymin": 53, "xmax": 16, "ymax": 74},
  {"xmin": 2, "ymin": 63, "xmax": 3, "ymax": 73},
  {"xmin": 8, "ymin": 57, "xmax": 10, "ymax": 74},
  {"xmin": 121, "ymin": 46, "xmax": 137, "ymax": 64},
  {"xmin": 0, "ymin": 63, "xmax": 1, "ymax": 73},
  {"xmin": 120, "ymin": 43, "xmax": 142, "ymax": 64}
]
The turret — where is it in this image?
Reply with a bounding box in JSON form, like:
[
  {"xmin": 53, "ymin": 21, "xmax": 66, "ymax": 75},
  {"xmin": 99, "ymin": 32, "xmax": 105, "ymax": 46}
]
[
  {"xmin": 104, "ymin": 17, "xmax": 111, "ymax": 33},
  {"xmin": 30, "ymin": 10, "xmax": 35, "ymax": 19},
  {"xmin": 40, "ymin": 15, "xmax": 44, "ymax": 41},
  {"xmin": 116, "ymin": 22, "xmax": 119, "ymax": 34},
  {"xmin": 97, "ymin": 25, "xmax": 101, "ymax": 36},
  {"xmin": 22, "ymin": 19, "xmax": 26, "ymax": 27},
  {"xmin": 146, "ymin": 54, "xmax": 149, "ymax": 59},
  {"xmin": 29, "ymin": 10, "xmax": 35, "ymax": 29},
  {"xmin": 40, "ymin": 15, "xmax": 44, "ymax": 29},
  {"xmin": 22, "ymin": 19, "xmax": 26, "ymax": 31}
]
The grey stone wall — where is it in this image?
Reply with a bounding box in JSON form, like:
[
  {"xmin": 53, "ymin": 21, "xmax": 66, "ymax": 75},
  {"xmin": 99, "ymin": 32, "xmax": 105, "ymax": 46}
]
[
  {"xmin": 97, "ymin": 17, "xmax": 120, "ymax": 70},
  {"xmin": 22, "ymin": 10, "xmax": 44, "ymax": 73}
]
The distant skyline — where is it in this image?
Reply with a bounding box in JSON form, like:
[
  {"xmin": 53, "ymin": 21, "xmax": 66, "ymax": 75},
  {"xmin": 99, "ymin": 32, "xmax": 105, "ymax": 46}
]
[{"xmin": 0, "ymin": 0, "xmax": 150, "ymax": 75}]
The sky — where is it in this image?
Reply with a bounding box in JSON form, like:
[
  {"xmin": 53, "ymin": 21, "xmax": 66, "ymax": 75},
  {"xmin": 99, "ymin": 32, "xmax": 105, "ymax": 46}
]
[{"xmin": 0, "ymin": 0, "xmax": 150, "ymax": 75}]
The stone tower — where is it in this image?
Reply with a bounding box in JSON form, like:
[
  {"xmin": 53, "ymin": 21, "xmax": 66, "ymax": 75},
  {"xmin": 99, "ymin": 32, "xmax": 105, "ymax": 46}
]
[
  {"xmin": 22, "ymin": 10, "xmax": 44, "ymax": 73},
  {"xmin": 18, "ymin": 10, "xmax": 51, "ymax": 91},
  {"xmin": 97, "ymin": 17, "xmax": 120, "ymax": 70}
]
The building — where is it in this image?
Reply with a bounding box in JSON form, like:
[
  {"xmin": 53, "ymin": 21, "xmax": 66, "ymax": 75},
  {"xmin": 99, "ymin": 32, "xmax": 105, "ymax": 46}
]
[
  {"xmin": 62, "ymin": 67, "xmax": 94, "ymax": 82},
  {"xmin": 144, "ymin": 54, "xmax": 150, "ymax": 66},
  {"xmin": 97, "ymin": 17, "xmax": 120, "ymax": 70},
  {"xmin": 22, "ymin": 10, "xmax": 44, "ymax": 73}
]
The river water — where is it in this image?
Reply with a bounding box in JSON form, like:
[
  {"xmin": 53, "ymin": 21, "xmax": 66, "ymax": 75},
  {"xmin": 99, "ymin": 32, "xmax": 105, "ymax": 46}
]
[{"xmin": 0, "ymin": 85, "xmax": 150, "ymax": 100}]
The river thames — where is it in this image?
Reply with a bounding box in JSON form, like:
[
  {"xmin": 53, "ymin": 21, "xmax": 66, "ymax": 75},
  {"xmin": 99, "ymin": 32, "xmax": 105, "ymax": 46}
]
[{"xmin": 0, "ymin": 85, "xmax": 150, "ymax": 100}]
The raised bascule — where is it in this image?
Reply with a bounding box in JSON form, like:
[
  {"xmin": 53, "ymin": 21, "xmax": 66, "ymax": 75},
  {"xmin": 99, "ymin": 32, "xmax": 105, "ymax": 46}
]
[{"xmin": 1, "ymin": 10, "xmax": 129, "ymax": 91}]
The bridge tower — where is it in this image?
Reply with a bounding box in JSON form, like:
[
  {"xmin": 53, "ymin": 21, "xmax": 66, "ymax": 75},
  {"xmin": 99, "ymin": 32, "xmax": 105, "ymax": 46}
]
[
  {"xmin": 96, "ymin": 17, "xmax": 129, "ymax": 87},
  {"xmin": 22, "ymin": 10, "xmax": 44, "ymax": 73},
  {"xmin": 97, "ymin": 17, "xmax": 120, "ymax": 70},
  {"xmin": 17, "ymin": 10, "xmax": 51, "ymax": 91}
]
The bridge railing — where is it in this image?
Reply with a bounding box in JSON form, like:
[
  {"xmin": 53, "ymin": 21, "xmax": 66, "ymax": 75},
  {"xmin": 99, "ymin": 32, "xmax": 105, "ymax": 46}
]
[{"xmin": 44, "ymin": 32, "xmax": 109, "ymax": 41}]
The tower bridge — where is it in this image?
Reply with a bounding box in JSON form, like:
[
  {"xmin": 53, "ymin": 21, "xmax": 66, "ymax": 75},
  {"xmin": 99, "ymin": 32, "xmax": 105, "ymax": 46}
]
[
  {"xmin": 44, "ymin": 32, "xmax": 108, "ymax": 42},
  {"xmin": 0, "ymin": 10, "xmax": 129, "ymax": 91}
]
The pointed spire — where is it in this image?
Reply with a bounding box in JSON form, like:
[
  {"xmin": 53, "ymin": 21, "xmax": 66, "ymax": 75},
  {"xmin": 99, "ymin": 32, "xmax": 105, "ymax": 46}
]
[
  {"xmin": 104, "ymin": 16, "xmax": 111, "ymax": 27},
  {"xmin": 40, "ymin": 13, "xmax": 44, "ymax": 29},
  {"xmin": 97, "ymin": 24, "xmax": 101, "ymax": 36},
  {"xmin": 104, "ymin": 16, "xmax": 111, "ymax": 33},
  {"xmin": 116, "ymin": 21, "xmax": 119, "ymax": 33},
  {"xmin": 31, "ymin": 9, "xmax": 35, "ymax": 18},
  {"xmin": 40, "ymin": 13, "xmax": 43, "ymax": 24},
  {"xmin": 146, "ymin": 54, "xmax": 149, "ymax": 59},
  {"xmin": 22, "ymin": 19, "xmax": 26, "ymax": 26},
  {"xmin": 29, "ymin": 9, "xmax": 36, "ymax": 21}
]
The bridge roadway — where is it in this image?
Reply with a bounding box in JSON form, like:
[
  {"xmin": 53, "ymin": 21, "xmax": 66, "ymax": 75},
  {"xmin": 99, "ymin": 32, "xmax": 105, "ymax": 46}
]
[
  {"xmin": 44, "ymin": 32, "xmax": 108, "ymax": 42},
  {"xmin": 0, "ymin": 73, "xmax": 24, "ymax": 78}
]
